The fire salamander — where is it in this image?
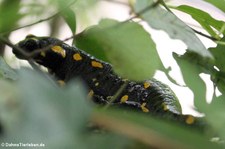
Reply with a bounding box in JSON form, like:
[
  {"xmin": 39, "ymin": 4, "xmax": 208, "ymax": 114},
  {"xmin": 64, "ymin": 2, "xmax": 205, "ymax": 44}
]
[{"xmin": 12, "ymin": 35, "xmax": 205, "ymax": 130}]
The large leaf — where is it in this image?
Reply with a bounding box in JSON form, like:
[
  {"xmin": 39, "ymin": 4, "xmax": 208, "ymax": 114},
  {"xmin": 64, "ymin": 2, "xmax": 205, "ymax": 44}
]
[
  {"xmin": 76, "ymin": 19, "xmax": 162, "ymax": 81},
  {"xmin": 0, "ymin": 69, "xmax": 92, "ymax": 148},
  {"xmin": 134, "ymin": 0, "xmax": 212, "ymax": 58},
  {"xmin": 0, "ymin": 69, "xmax": 133, "ymax": 149},
  {"xmin": 203, "ymin": 0, "xmax": 225, "ymax": 13},
  {"xmin": 173, "ymin": 5, "xmax": 225, "ymax": 37}
]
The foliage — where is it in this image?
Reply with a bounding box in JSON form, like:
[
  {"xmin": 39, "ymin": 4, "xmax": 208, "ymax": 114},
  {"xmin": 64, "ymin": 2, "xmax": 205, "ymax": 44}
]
[
  {"xmin": 0, "ymin": 0, "xmax": 225, "ymax": 149},
  {"xmin": 172, "ymin": 5, "xmax": 225, "ymax": 38},
  {"xmin": 75, "ymin": 19, "xmax": 161, "ymax": 80},
  {"xmin": 134, "ymin": 0, "xmax": 212, "ymax": 58}
]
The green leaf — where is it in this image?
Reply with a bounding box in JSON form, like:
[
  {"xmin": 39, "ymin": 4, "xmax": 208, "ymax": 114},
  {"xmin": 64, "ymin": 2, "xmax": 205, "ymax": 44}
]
[
  {"xmin": 54, "ymin": 0, "xmax": 76, "ymax": 34},
  {"xmin": 203, "ymin": 0, "xmax": 225, "ymax": 13},
  {"xmin": 0, "ymin": 0, "xmax": 21, "ymax": 33},
  {"xmin": 208, "ymin": 37, "xmax": 225, "ymax": 93},
  {"xmin": 76, "ymin": 19, "xmax": 162, "ymax": 81},
  {"xmin": 204, "ymin": 95, "xmax": 225, "ymax": 143},
  {"xmin": 0, "ymin": 57, "xmax": 17, "ymax": 80},
  {"xmin": 0, "ymin": 69, "xmax": 132, "ymax": 149},
  {"xmin": 61, "ymin": 8, "xmax": 76, "ymax": 34},
  {"xmin": 173, "ymin": 52, "xmax": 208, "ymax": 110},
  {"xmin": 92, "ymin": 109, "xmax": 222, "ymax": 149},
  {"xmin": 75, "ymin": 28, "xmax": 109, "ymax": 62},
  {"xmin": 173, "ymin": 5, "xmax": 225, "ymax": 37},
  {"xmin": 85, "ymin": 133, "xmax": 131, "ymax": 149},
  {"xmin": 134, "ymin": 0, "xmax": 213, "ymax": 58},
  {"xmin": 210, "ymin": 71, "xmax": 225, "ymax": 94},
  {"xmin": 0, "ymin": 69, "xmax": 92, "ymax": 148},
  {"xmin": 209, "ymin": 37, "xmax": 225, "ymax": 72}
]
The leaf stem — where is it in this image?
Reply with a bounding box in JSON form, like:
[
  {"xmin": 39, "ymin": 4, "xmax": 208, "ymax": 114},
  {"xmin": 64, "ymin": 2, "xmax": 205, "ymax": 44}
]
[
  {"xmin": 103, "ymin": 81, "xmax": 128, "ymax": 110},
  {"xmin": 216, "ymin": 40, "xmax": 225, "ymax": 46}
]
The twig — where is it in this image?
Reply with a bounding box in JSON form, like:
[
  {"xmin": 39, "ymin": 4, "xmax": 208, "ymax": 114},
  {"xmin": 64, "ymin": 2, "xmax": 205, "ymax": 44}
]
[
  {"xmin": 127, "ymin": 0, "xmax": 161, "ymax": 21},
  {"xmin": 101, "ymin": 0, "xmax": 129, "ymax": 6},
  {"xmin": 103, "ymin": 81, "xmax": 128, "ymax": 110},
  {"xmin": 1, "ymin": 14, "xmax": 58, "ymax": 35},
  {"xmin": 0, "ymin": 0, "xmax": 77, "ymax": 35},
  {"xmin": 191, "ymin": 28, "xmax": 218, "ymax": 41}
]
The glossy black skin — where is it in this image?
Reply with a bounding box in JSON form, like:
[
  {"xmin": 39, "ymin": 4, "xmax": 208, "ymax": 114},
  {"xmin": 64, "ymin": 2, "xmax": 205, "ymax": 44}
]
[{"xmin": 13, "ymin": 35, "xmax": 206, "ymax": 129}]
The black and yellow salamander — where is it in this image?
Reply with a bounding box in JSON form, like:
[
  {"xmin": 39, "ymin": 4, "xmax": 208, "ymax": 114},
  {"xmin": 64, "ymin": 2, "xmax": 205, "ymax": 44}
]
[{"xmin": 12, "ymin": 35, "xmax": 205, "ymax": 129}]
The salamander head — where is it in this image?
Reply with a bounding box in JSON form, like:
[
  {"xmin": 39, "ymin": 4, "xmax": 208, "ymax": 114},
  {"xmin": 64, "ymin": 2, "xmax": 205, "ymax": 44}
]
[{"xmin": 13, "ymin": 34, "xmax": 66, "ymax": 69}]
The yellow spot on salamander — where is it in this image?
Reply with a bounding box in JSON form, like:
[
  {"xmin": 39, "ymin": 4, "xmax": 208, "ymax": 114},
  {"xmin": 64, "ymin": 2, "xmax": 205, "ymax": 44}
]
[
  {"xmin": 88, "ymin": 90, "xmax": 94, "ymax": 98},
  {"xmin": 144, "ymin": 82, "xmax": 151, "ymax": 89},
  {"xmin": 95, "ymin": 82, "xmax": 99, "ymax": 86},
  {"xmin": 92, "ymin": 78, "xmax": 97, "ymax": 82},
  {"xmin": 51, "ymin": 46, "xmax": 66, "ymax": 58},
  {"xmin": 91, "ymin": 61, "xmax": 103, "ymax": 68},
  {"xmin": 40, "ymin": 51, "xmax": 46, "ymax": 57},
  {"xmin": 57, "ymin": 80, "xmax": 65, "ymax": 86},
  {"xmin": 162, "ymin": 103, "xmax": 168, "ymax": 111},
  {"xmin": 185, "ymin": 115, "xmax": 195, "ymax": 125},
  {"xmin": 141, "ymin": 102, "xmax": 149, "ymax": 113},
  {"xmin": 120, "ymin": 95, "xmax": 129, "ymax": 103},
  {"xmin": 73, "ymin": 53, "xmax": 82, "ymax": 61}
]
